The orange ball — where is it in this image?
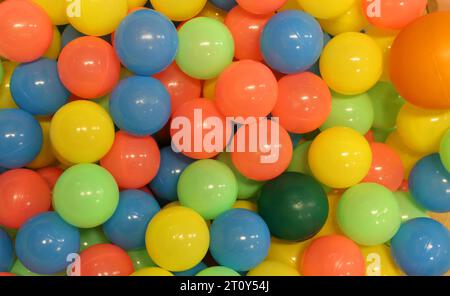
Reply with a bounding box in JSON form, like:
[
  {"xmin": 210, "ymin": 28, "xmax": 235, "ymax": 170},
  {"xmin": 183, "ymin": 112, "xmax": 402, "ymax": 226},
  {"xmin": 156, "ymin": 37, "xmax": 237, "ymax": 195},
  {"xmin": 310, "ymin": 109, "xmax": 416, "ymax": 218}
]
[
  {"xmin": 100, "ymin": 131, "xmax": 161, "ymax": 189},
  {"xmin": 153, "ymin": 63, "xmax": 202, "ymax": 115},
  {"xmin": 215, "ymin": 60, "xmax": 278, "ymax": 119},
  {"xmin": 301, "ymin": 235, "xmax": 366, "ymax": 276},
  {"xmin": 390, "ymin": 12, "xmax": 450, "ymax": 109},
  {"xmin": 231, "ymin": 118, "xmax": 293, "ymax": 181},
  {"xmin": 236, "ymin": 0, "xmax": 287, "ymax": 14},
  {"xmin": 36, "ymin": 166, "xmax": 63, "ymax": 190},
  {"xmin": 362, "ymin": 143, "xmax": 404, "ymax": 191},
  {"xmin": 0, "ymin": 272, "xmax": 15, "ymax": 276},
  {"xmin": 0, "ymin": 0, "xmax": 53, "ymax": 62},
  {"xmin": 58, "ymin": 36, "xmax": 121, "ymax": 99},
  {"xmin": 80, "ymin": 244, "xmax": 134, "ymax": 276},
  {"xmin": 224, "ymin": 6, "xmax": 273, "ymax": 61},
  {"xmin": 0, "ymin": 169, "xmax": 51, "ymax": 229},
  {"xmin": 170, "ymin": 98, "xmax": 232, "ymax": 159},
  {"xmin": 272, "ymin": 72, "xmax": 332, "ymax": 134}
]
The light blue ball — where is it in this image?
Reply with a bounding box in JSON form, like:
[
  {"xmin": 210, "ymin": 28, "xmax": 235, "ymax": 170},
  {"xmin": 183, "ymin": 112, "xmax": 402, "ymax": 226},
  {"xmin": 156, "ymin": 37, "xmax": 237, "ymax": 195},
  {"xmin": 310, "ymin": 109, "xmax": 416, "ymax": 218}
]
[
  {"xmin": 0, "ymin": 228, "xmax": 14, "ymax": 272},
  {"xmin": 261, "ymin": 10, "xmax": 323, "ymax": 74},
  {"xmin": 103, "ymin": 190, "xmax": 161, "ymax": 250},
  {"xmin": 109, "ymin": 76, "xmax": 171, "ymax": 136},
  {"xmin": 209, "ymin": 0, "xmax": 237, "ymax": 11}
]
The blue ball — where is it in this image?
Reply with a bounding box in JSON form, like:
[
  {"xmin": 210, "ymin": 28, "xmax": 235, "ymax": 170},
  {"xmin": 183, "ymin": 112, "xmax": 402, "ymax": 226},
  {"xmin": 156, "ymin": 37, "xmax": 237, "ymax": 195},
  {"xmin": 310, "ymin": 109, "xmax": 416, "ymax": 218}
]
[
  {"xmin": 61, "ymin": 25, "xmax": 85, "ymax": 48},
  {"xmin": 209, "ymin": 209, "xmax": 271, "ymax": 271},
  {"xmin": 261, "ymin": 11, "xmax": 323, "ymax": 74},
  {"xmin": 109, "ymin": 76, "xmax": 171, "ymax": 136},
  {"xmin": 114, "ymin": 9, "xmax": 178, "ymax": 76},
  {"xmin": 103, "ymin": 190, "xmax": 161, "ymax": 250},
  {"xmin": 173, "ymin": 262, "xmax": 207, "ymax": 276},
  {"xmin": 0, "ymin": 228, "xmax": 14, "ymax": 272},
  {"xmin": 0, "ymin": 109, "xmax": 42, "ymax": 169},
  {"xmin": 11, "ymin": 58, "xmax": 69, "ymax": 115},
  {"xmin": 391, "ymin": 218, "xmax": 450, "ymax": 276},
  {"xmin": 149, "ymin": 147, "xmax": 194, "ymax": 203},
  {"xmin": 409, "ymin": 154, "xmax": 450, "ymax": 213},
  {"xmin": 15, "ymin": 212, "xmax": 80, "ymax": 275},
  {"xmin": 209, "ymin": 0, "xmax": 237, "ymax": 11}
]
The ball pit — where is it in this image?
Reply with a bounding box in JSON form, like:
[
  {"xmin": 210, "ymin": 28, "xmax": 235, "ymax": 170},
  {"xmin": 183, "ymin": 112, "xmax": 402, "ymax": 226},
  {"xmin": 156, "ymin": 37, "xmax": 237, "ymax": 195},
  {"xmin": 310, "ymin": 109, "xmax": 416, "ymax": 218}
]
[{"xmin": 0, "ymin": 0, "xmax": 449, "ymax": 278}]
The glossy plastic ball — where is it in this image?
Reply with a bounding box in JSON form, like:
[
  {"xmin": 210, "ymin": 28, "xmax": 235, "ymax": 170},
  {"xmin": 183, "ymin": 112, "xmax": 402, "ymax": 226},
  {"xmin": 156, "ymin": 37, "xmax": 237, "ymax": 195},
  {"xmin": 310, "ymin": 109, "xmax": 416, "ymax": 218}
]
[
  {"xmin": 80, "ymin": 244, "xmax": 134, "ymax": 276},
  {"xmin": 150, "ymin": 0, "xmax": 207, "ymax": 21},
  {"xmin": 0, "ymin": 228, "xmax": 13, "ymax": 272}
]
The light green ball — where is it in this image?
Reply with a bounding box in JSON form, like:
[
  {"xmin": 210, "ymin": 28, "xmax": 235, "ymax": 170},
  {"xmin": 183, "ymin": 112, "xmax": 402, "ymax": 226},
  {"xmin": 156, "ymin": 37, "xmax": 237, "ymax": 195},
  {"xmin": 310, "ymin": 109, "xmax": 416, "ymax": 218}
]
[
  {"xmin": 196, "ymin": 266, "xmax": 240, "ymax": 276},
  {"xmin": 367, "ymin": 81, "xmax": 405, "ymax": 130},
  {"xmin": 79, "ymin": 227, "xmax": 109, "ymax": 252},
  {"xmin": 440, "ymin": 129, "xmax": 450, "ymax": 172},
  {"xmin": 288, "ymin": 140, "xmax": 313, "ymax": 175},
  {"xmin": 128, "ymin": 249, "xmax": 156, "ymax": 271},
  {"xmin": 393, "ymin": 191, "xmax": 429, "ymax": 223}
]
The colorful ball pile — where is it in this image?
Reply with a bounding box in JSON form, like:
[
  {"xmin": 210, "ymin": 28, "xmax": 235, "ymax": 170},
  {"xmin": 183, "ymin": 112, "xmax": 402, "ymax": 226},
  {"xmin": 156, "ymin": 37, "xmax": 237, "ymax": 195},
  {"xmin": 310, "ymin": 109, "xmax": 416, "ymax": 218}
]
[{"xmin": 0, "ymin": 0, "xmax": 449, "ymax": 277}]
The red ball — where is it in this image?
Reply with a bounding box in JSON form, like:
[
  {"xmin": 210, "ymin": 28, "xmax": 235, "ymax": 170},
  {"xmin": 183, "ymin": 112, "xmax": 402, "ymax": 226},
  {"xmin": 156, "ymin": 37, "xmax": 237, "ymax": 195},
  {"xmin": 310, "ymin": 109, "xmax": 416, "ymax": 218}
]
[
  {"xmin": 0, "ymin": 169, "xmax": 51, "ymax": 229},
  {"xmin": 236, "ymin": 0, "xmax": 287, "ymax": 14},
  {"xmin": 0, "ymin": 272, "xmax": 15, "ymax": 276},
  {"xmin": 80, "ymin": 244, "xmax": 134, "ymax": 276},
  {"xmin": 100, "ymin": 131, "xmax": 161, "ymax": 189},
  {"xmin": 58, "ymin": 36, "xmax": 121, "ymax": 99},
  {"xmin": 0, "ymin": 0, "xmax": 53, "ymax": 62},
  {"xmin": 36, "ymin": 166, "xmax": 64, "ymax": 190}
]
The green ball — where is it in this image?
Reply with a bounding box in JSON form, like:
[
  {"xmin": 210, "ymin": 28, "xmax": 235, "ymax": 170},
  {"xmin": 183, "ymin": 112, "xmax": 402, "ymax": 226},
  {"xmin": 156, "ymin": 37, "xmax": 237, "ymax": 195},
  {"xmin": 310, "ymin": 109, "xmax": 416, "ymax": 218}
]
[
  {"xmin": 128, "ymin": 249, "xmax": 156, "ymax": 271},
  {"xmin": 79, "ymin": 227, "xmax": 109, "ymax": 252},
  {"xmin": 394, "ymin": 191, "xmax": 429, "ymax": 223},
  {"xmin": 367, "ymin": 81, "xmax": 405, "ymax": 130},
  {"xmin": 53, "ymin": 164, "xmax": 119, "ymax": 228},
  {"xmin": 440, "ymin": 129, "xmax": 450, "ymax": 172},
  {"xmin": 176, "ymin": 17, "xmax": 234, "ymax": 79},
  {"xmin": 288, "ymin": 141, "xmax": 312, "ymax": 175},
  {"xmin": 178, "ymin": 159, "xmax": 238, "ymax": 220},
  {"xmin": 216, "ymin": 152, "xmax": 264, "ymax": 200},
  {"xmin": 337, "ymin": 183, "xmax": 401, "ymax": 246},
  {"xmin": 257, "ymin": 172, "xmax": 328, "ymax": 241},
  {"xmin": 196, "ymin": 266, "xmax": 240, "ymax": 276},
  {"xmin": 372, "ymin": 127, "xmax": 394, "ymax": 143},
  {"xmin": 320, "ymin": 91, "xmax": 374, "ymax": 135}
]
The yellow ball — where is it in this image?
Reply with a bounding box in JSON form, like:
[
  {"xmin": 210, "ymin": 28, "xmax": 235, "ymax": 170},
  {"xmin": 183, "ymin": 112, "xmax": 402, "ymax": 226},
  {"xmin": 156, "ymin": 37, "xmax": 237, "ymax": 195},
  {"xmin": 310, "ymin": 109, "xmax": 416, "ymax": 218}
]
[
  {"xmin": 297, "ymin": 0, "xmax": 355, "ymax": 19},
  {"xmin": 279, "ymin": 0, "xmax": 303, "ymax": 12},
  {"xmin": 67, "ymin": 0, "xmax": 128, "ymax": 36},
  {"xmin": 131, "ymin": 267, "xmax": 174, "ymax": 276},
  {"xmin": 43, "ymin": 27, "xmax": 62, "ymax": 60},
  {"xmin": 315, "ymin": 192, "xmax": 341, "ymax": 237},
  {"xmin": 360, "ymin": 244, "xmax": 403, "ymax": 276},
  {"xmin": 127, "ymin": 0, "xmax": 148, "ymax": 9},
  {"xmin": 247, "ymin": 260, "xmax": 300, "ymax": 276},
  {"xmin": 396, "ymin": 103, "xmax": 450, "ymax": 155},
  {"xmin": 50, "ymin": 100, "xmax": 115, "ymax": 164},
  {"xmin": 266, "ymin": 238, "xmax": 310, "ymax": 269},
  {"xmin": 27, "ymin": 118, "xmax": 57, "ymax": 169},
  {"xmin": 320, "ymin": 32, "xmax": 383, "ymax": 95},
  {"xmin": 309, "ymin": 127, "xmax": 372, "ymax": 189},
  {"xmin": 233, "ymin": 200, "xmax": 257, "ymax": 212},
  {"xmin": 150, "ymin": 0, "xmax": 207, "ymax": 21},
  {"xmin": 32, "ymin": 0, "xmax": 68, "ymax": 25},
  {"xmin": 198, "ymin": 2, "xmax": 227, "ymax": 23},
  {"xmin": 203, "ymin": 77, "xmax": 217, "ymax": 101},
  {"xmin": 145, "ymin": 206, "xmax": 209, "ymax": 272},
  {"xmin": 365, "ymin": 26, "xmax": 398, "ymax": 82},
  {"xmin": 0, "ymin": 62, "xmax": 18, "ymax": 109},
  {"xmin": 319, "ymin": 0, "xmax": 368, "ymax": 36}
]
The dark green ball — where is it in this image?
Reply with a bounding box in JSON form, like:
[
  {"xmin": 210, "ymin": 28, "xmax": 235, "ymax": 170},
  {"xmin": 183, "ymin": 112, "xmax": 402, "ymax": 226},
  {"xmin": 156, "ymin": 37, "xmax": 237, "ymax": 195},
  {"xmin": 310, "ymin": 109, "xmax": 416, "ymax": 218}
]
[{"xmin": 257, "ymin": 172, "xmax": 328, "ymax": 241}]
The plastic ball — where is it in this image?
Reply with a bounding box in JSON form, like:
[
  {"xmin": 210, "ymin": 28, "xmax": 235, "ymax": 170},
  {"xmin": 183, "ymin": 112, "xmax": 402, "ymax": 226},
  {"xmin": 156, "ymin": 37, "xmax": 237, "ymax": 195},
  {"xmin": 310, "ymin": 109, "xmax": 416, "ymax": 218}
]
[
  {"xmin": 103, "ymin": 190, "xmax": 160, "ymax": 250},
  {"xmin": 210, "ymin": 0, "xmax": 237, "ymax": 11},
  {"xmin": 114, "ymin": 9, "xmax": 178, "ymax": 76},
  {"xmin": 320, "ymin": 91, "xmax": 374, "ymax": 135},
  {"xmin": 231, "ymin": 119, "xmax": 293, "ymax": 181},
  {"xmin": 362, "ymin": 0, "xmax": 427, "ymax": 30},
  {"xmin": 149, "ymin": 147, "xmax": 194, "ymax": 203},
  {"xmin": 58, "ymin": 36, "xmax": 121, "ymax": 99},
  {"xmin": 178, "ymin": 159, "xmax": 238, "ymax": 220},
  {"xmin": 260, "ymin": 11, "xmax": 323, "ymax": 74},
  {"xmin": 0, "ymin": 109, "xmax": 42, "ymax": 169},
  {"xmin": 131, "ymin": 267, "xmax": 173, "ymax": 276},
  {"xmin": 198, "ymin": 2, "xmax": 227, "ymax": 22},
  {"xmin": 0, "ymin": 61, "xmax": 3, "ymax": 83},
  {"xmin": 36, "ymin": 167, "xmax": 63, "ymax": 190},
  {"xmin": 298, "ymin": 0, "xmax": 355, "ymax": 19},
  {"xmin": 337, "ymin": 183, "xmax": 401, "ymax": 246},
  {"xmin": 53, "ymin": 163, "xmax": 119, "ymax": 228},
  {"xmin": 390, "ymin": 12, "xmax": 450, "ymax": 109},
  {"xmin": 409, "ymin": 154, "xmax": 450, "ymax": 213},
  {"xmin": 300, "ymin": 235, "xmax": 365, "ymax": 276},
  {"xmin": 0, "ymin": 61, "xmax": 18, "ymax": 109},
  {"xmin": 145, "ymin": 206, "xmax": 210, "ymax": 272},
  {"xmin": 100, "ymin": 131, "xmax": 161, "ymax": 189},
  {"xmin": 247, "ymin": 261, "xmax": 300, "ymax": 276},
  {"xmin": 360, "ymin": 244, "xmax": 402, "ymax": 276},
  {"xmin": 210, "ymin": 209, "xmax": 270, "ymax": 271},
  {"xmin": 127, "ymin": 249, "xmax": 156, "ymax": 271},
  {"xmin": 288, "ymin": 140, "xmax": 313, "ymax": 175},
  {"xmin": 320, "ymin": 32, "xmax": 382, "ymax": 95},
  {"xmin": 258, "ymin": 172, "xmax": 328, "ymax": 241},
  {"xmin": 170, "ymin": 98, "xmax": 231, "ymax": 159},
  {"xmin": 50, "ymin": 100, "xmax": 115, "ymax": 164},
  {"xmin": 43, "ymin": 26, "xmax": 62, "ymax": 60},
  {"xmin": 80, "ymin": 244, "xmax": 134, "ymax": 276},
  {"xmin": 272, "ymin": 72, "xmax": 331, "ymax": 134},
  {"xmin": 15, "ymin": 212, "xmax": 80, "ymax": 275},
  {"xmin": 362, "ymin": 143, "xmax": 404, "ymax": 191},
  {"xmin": 32, "ymin": 0, "xmax": 68, "ymax": 25},
  {"xmin": 237, "ymin": 0, "xmax": 286, "ymax": 14},
  {"xmin": 365, "ymin": 26, "xmax": 397, "ymax": 82},
  {"xmin": 0, "ymin": 0, "xmax": 53, "ymax": 62},
  {"xmin": 11, "ymin": 58, "xmax": 69, "ymax": 115},
  {"xmin": 215, "ymin": 60, "xmax": 278, "ymax": 118},
  {"xmin": 150, "ymin": 0, "xmax": 207, "ymax": 21},
  {"xmin": 196, "ymin": 266, "xmax": 240, "ymax": 276},
  {"xmin": 0, "ymin": 228, "xmax": 13, "ymax": 272},
  {"xmin": 394, "ymin": 191, "xmax": 428, "ymax": 223},
  {"xmin": 308, "ymin": 127, "xmax": 372, "ymax": 189},
  {"xmin": 79, "ymin": 227, "xmax": 110, "ymax": 252},
  {"xmin": 441, "ymin": 129, "xmax": 450, "ymax": 172},
  {"xmin": 109, "ymin": 76, "xmax": 171, "ymax": 136},
  {"xmin": 319, "ymin": 0, "xmax": 368, "ymax": 36},
  {"xmin": 153, "ymin": 63, "xmax": 202, "ymax": 115},
  {"xmin": 67, "ymin": 0, "xmax": 127, "ymax": 36},
  {"xmin": 367, "ymin": 81, "xmax": 405, "ymax": 130},
  {"xmin": 26, "ymin": 119, "xmax": 57, "ymax": 170},
  {"xmin": 391, "ymin": 218, "xmax": 450, "ymax": 276},
  {"xmin": 176, "ymin": 17, "xmax": 234, "ymax": 79},
  {"xmin": 61, "ymin": 25, "xmax": 85, "ymax": 48}
]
